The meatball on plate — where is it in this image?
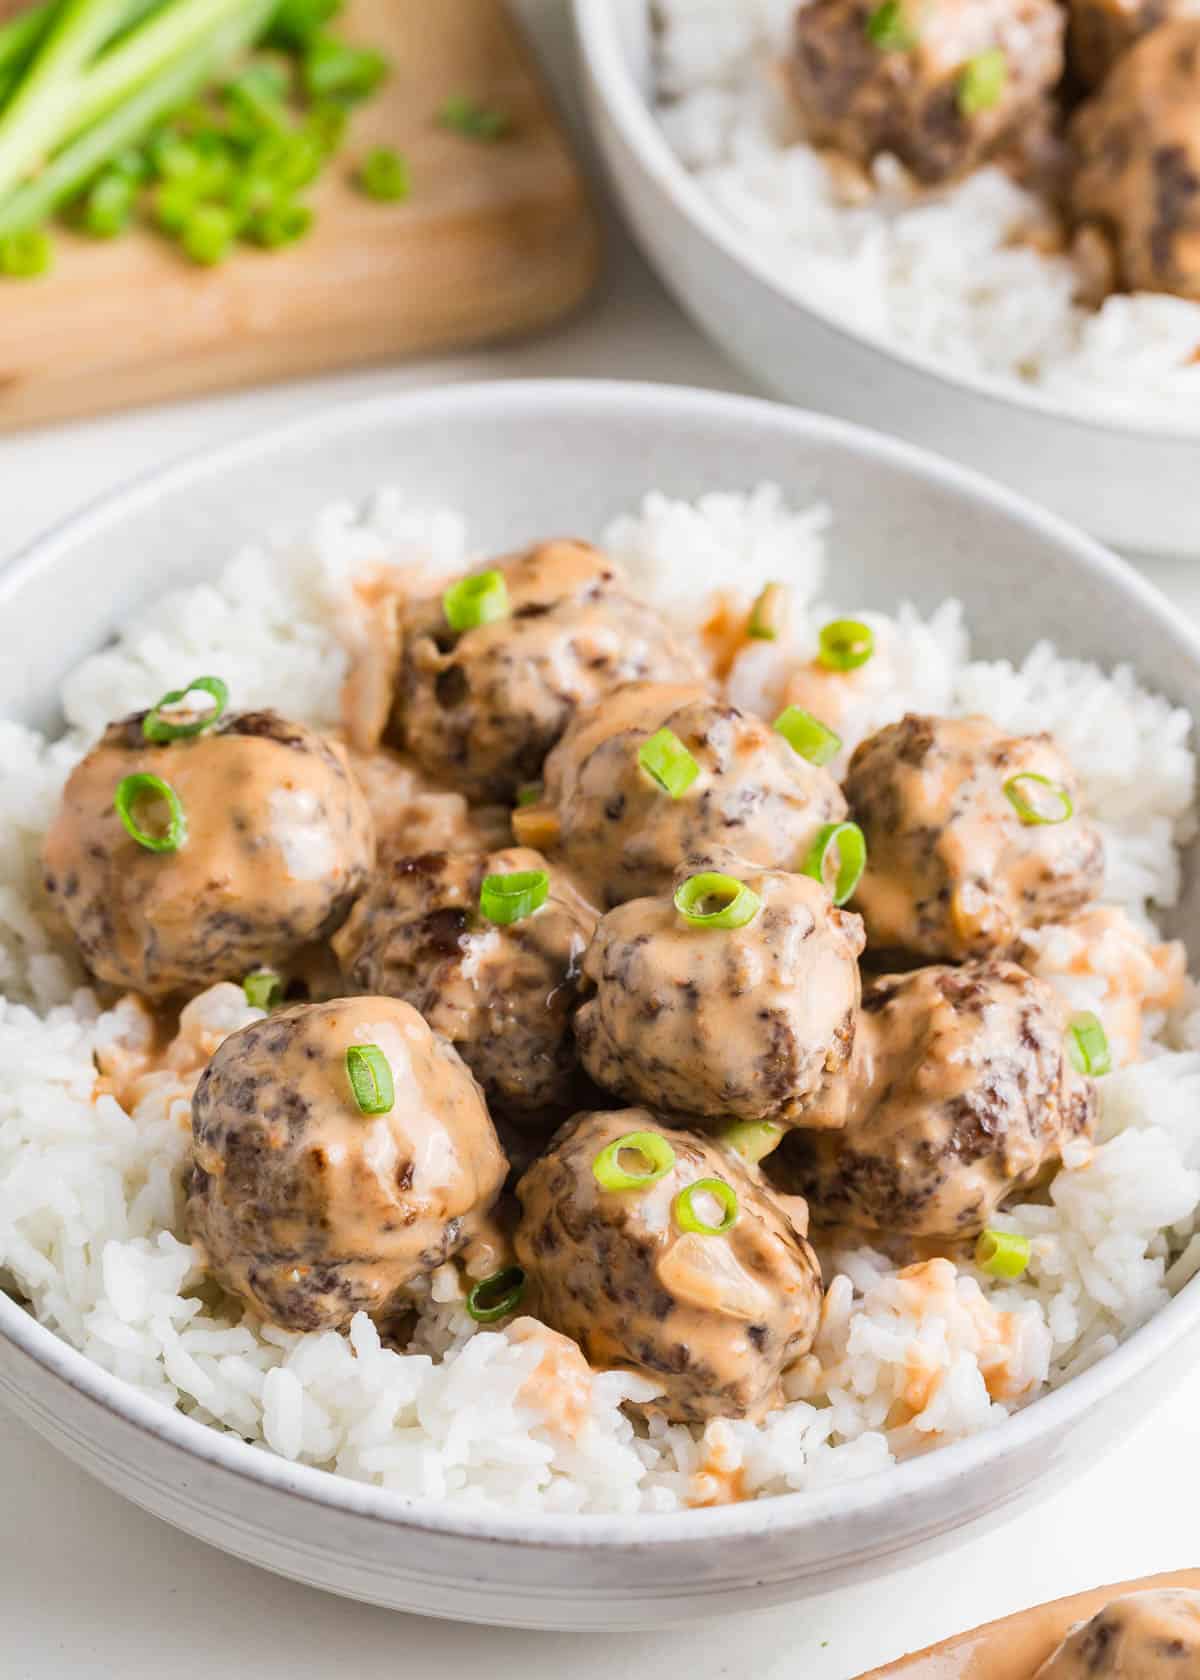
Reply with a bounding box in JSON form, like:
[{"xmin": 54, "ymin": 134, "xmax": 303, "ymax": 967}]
[{"xmin": 2, "ymin": 386, "xmax": 1199, "ymax": 1626}]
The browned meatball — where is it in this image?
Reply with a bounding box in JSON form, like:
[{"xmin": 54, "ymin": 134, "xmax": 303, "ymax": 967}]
[
  {"xmin": 770, "ymin": 959, "xmax": 1095, "ymax": 1239},
  {"xmin": 188, "ymin": 997, "xmax": 508, "ymax": 1332},
  {"xmin": 788, "ymin": 0, "xmax": 1065, "ymax": 185},
  {"xmin": 1069, "ymin": 21, "xmax": 1200, "ymax": 300},
  {"xmin": 1066, "ymin": 0, "xmax": 1189, "ymax": 89},
  {"xmin": 332, "ymin": 845, "xmax": 596, "ymax": 1117},
  {"xmin": 514, "ymin": 1109, "xmax": 823, "ymax": 1422},
  {"xmin": 530, "ymin": 681, "xmax": 847, "ymax": 909},
  {"xmin": 1034, "ymin": 1590, "xmax": 1200, "ymax": 1679},
  {"xmin": 42, "ymin": 709, "xmax": 374, "ymax": 998},
  {"xmin": 845, "ymin": 714, "xmax": 1103, "ymax": 961},
  {"xmin": 395, "ymin": 540, "xmax": 703, "ymax": 804},
  {"xmin": 575, "ymin": 854, "xmax": 865, "ymax": 1127}
]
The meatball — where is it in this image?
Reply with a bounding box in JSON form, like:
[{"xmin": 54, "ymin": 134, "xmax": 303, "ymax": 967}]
[
  {"xmin": 395, "ymin": 540, "xmax": 703, "ymax": 804},
  {"xmin": 514, "ymin": 1109, "xmax": 823, "ymax": 1422},
  {"xmin": 844, "ymin": 713, "xmax": 1103, "ymax": 961},
  {"xmin": 1035, "ymin": 1590, "xmax": 1200, "ymax": 1679},
  {"xmin": 1066, "ymin": 0, "xmax": 1188, "ymax": 89},
  {"xmin": 1068, "ymin": 21, "xmax": 1200, "ymax": 300},
  {"xmin": 575, "ymin": 855, "xmax": 866, "ymax": 1127},
  {"xmin": 771, "ymin": 959, "xmax": 1096, "ymax": 1239},
  {"xmin": 332, "ymin": 845, "xmax": 596, "ymax": 1117},
  {"xmin": 42, "ymin": 709, "xmax": 374, "ymax": 998},
  {"xmin": 530, "ymin": 681, "xmax": 847, "ymax": 909},
  {"xmin": 188, "ymin": 996, "xmax": 507, "ymax": 1331},
  {"xmin": 788, "ymin": 0, "xmax": 1065, "ymax": 185}
]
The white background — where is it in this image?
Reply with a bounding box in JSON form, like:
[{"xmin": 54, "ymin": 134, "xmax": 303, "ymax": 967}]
[{"xmin": 3, "ymin": 4, "xmax": 1200, "ymax": 1674}]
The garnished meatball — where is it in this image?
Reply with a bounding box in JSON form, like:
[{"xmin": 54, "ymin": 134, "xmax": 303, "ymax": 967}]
[
  {"xmin": 575, "ymin": 854, "xmax": 865, "ymax": 1127},
  {"xmin": 787, "ymin": 0, "xmax": 1065, "ymax": 185},
  {"xmin": 529, "ymin": 681, "xmax": 847, "ymax": 909},
  {"xmin": 1066, "ymin": 0, "xmax": 1189, "ymax": 89},
  {"xmin": 514, "ymin": 1109, "xmax": 823, "ymax": 1423},
  {"xmin": 1034, "ymin": 1590, "xmax": 1200, "ymax": 1679},
  {"xmin": 1069, "ymin": 21, "xmax": 1200, "ymax": 301},
  {"xmin": 771, "ymin": 959, "xmax": 1095, "ymax": 1238},
  {"xmin": 844, "ymin": 713, "xmax": 1103, "ymax": 961},
  {"xmin": 395, "ymin": 541, "xmax": 703, "ymax": 804},
  {"xmin": 188, "ymin": 997, "xmax": 507, "ymax": 1332},
  {"xmin": 42, "ymin": 709, "xmax": 374, "ymax": 998},
  {"xmin": 332, "ymin": 845, "xmax": 596, "ymax": 1117}
]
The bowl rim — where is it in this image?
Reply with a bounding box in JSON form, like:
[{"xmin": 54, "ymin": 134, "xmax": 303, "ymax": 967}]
[
  {"xmin": 3, "ymin": 375, "xmax": 1200, "ymax": 1552},
  {"xmin": 571, "ymin": 0, "xmax": 1200, "ymax": 447}
]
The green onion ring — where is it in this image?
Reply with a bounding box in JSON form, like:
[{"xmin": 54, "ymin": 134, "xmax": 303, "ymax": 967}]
[
  {"xmin": 592, "ymin": 1131, "xmax": 676, "ymax": 1191},
  {"xmin": 638, "ymin": 727, "xmax": 700, "ymax": 799},
  {"xmin": 674, "ymin": 1178, "xmax": 739, "ymax": 1236},
  {"xmin": 801, "ymin": 822, "xmax": 867, "ymax": 906},
  {"xmin": 747, "ymin": 582, "xmax": 786, "ymax": 641},
  {"xmin": 1067, "ymin": 1012, "xmax": 1112, "ymax": 1077},
  {"xmin": 345, "ymin": 1044, "xmax": 395, "ymax": 1116},
  {"xmin": 674, "ymin": 871, "xmax": 762, "ymax": 930},
  {"xmin": 958, "ymin": 47, "xmax": 1008, "ymax": 118},
  {"xmin": 243, "ymin": 969, "xmax": 283, "ymax": 1012},
  {"xmin": 818, "ymin": 618, "xmax": 874, "ymax": 671},
  {"xmin": 142, "ymin": 675, "xmax": 228, "ymax": 742},
  {"xmin": 466, "ymin": 1266, "xmax": 526, "ymax": 1323},
  {"xmin": 442, "ymin": 569, "xmax": 510, "ymax": 633},
  {"xmin": 773, "ymin": 705, "xmax": 842, "ymax": 767},
  {"xmin": 113, "ymin": 773, "xmax": 188, "ymax": 853},
  {"xmin": 479, "ymin": 869, "xmax": 549, "ymax": 925},
  {"xmin": 1003, "ymin": 772, "xmax": 1073, "ymax": 826},
  {"xmin": 975, "ymin": 1228, "xmax": 1030, "ymax": 1279},
  {"xmin": 720, "ymin": 1120, "xmax": 784, "ymax": 1165}
]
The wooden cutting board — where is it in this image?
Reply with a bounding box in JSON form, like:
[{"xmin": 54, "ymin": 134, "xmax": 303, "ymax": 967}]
[{"xmin": 0, "ymin": 0, "xmax": 601, "ymax": 430}]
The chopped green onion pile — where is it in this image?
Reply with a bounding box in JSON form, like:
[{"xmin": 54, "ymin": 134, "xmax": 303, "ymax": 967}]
[
  {"xmin": 345, "ymin": 1042, "xmax": 394, "ymax": 1116},
  {"xmin": 801, "ymin": 821, "xmax": 867, "ymax": 906},
  {"xmin": 773, "ymin": 704, "xmax": 841, "ymax": 767},
  {"xmin": 975, "ymin": 1228, "xmax": 1030, "ymax": 1279},
  {"xmin": 638, "ymin": 726, "xmax": 700, "ymax": 799},
  {"xmin": 674, "ymin": 1177, "xmax": 739, "ymax": 1236},
  {"xmin": 592, "ymin": 1130, "xmax": 676, "ymax": 1192},
  {"xmin": 113, "ymin": 770, "xmax": 188, "ymax": 852},
  {"xmin": 479, "ymin": 868, "xmax": 549, "ymax": 926},
  {"xmin": 674, "ymin": 871, "xmax": 762, "ymax": 931},
  {"xmin": 0, "ymin": 0, "xmax": 430, "ymax": 277}
]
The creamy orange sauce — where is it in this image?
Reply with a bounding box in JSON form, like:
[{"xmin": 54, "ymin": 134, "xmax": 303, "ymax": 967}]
[{"xmin": 509, "ymin": 1317, "xmax": 593, "ymax": 1442}]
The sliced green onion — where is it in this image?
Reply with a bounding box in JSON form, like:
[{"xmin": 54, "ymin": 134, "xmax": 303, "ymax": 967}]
[
  {"xmin": 1068, "ymin": 1012, "xmax": 1112, "ymax": 1078},
  {"xmin": 303, "ymin": 34, "xmax": 387, "ymax": 102},
  {"xmin": 442, "ymin": 568, "xmax": 510, "ymax": 632},
  {"xmin": 345, "ymin": 1043, "xmax": 394, "ymax": 1115},
  {"xmin": 243, "ymin": 968, "xmax": 283, "ymax": 1011},
  {"xmin": 143, "ymin": 675, "xmax": 228, "ymax": 742},
  {"xmin": 77, "ymin": 167, "xmax": 136, "ymax": 237},
  {"xmin": 818, "ymin": 618, "xmax": 874, "ymax": 671},
  {"xmin": 592, "ymin": 1130, "xmax": 676, "ymax": 1192},
  {"xmin": 747, "ymin": 582, "xmax": 787, "ymax": 641},
  {"xmin": 113, "ymin": 772, "xmax": 188, "ymax": 853},
  {"xmin": 720, "ymin": 1120, "xmax": 783, "ymax": 1165},
  {"xmin": 802, "ymin": 821, "xmax": 866, "ymax": 906},
  {"xmin": 866, "ymin": 0, "xmax": 916, "ymax": 50},
  {"xmin": 674, "ymin": 1178, "xmax": 739, "ymax": 1236},
  {"xmin": 181, "ymin": 202, "xmax": 236, "ymax": 266},
  {"xmin": 358, "ymin": 144, "xmax": 409, "ymax": 202},
  {"xmin": 638, "ymin": 727, "xmax": 700, "ymax": 799},
  {"xmin": 515, "ymin": 781, "xmax": 542, "ymax": 808},
  {"xmin": 438, "ymin": 93, "xmax": 512, "ymax": 141},
  {"xmin": 975, "ymin": 1228, "xmax": 1030, "ymax": 1280},
  {"xmin": 773, "ymin": 705, "xmax": 842, "ymax": 768},
  {"xmin": 0, "ymin": 227, "xmax": 51, "ymax": 276},
  {"xmin": 1003, "ymin": 772, "xmax": 1073, "ymax": 826},
  {"xmin": 244, "ymin": 200, "xmax": 313, "ymax": 249},
  {"xmin": 480, "ymin": 869, "xmax": 549, "ymax": 925},
  {"xmin": 466, "ymin": 1265, "xmax": 526, "ymax": 1324},
  {"xmin": 266, "ymin": 0, "xmax": 340, "ymax": 50},
  {"xmin": 674, "ymin": 871, "xmax": 762, "ymax": 930},
  {"xmin": 958, "ymin": 48, "xmax": 1008, "ymax": 117}
]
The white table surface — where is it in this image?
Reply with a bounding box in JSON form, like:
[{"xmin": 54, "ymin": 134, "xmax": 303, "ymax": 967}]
[{"xmin": 3, "ymin": 4, "xmax": 1200, "ymax": 1675}]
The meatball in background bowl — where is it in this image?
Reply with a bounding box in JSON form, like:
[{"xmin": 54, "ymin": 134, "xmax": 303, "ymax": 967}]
[
  {"xmin": 1, "ymin": 381, "xmax": 1200, "ymax": 1630},
  {"xmin": 572, "ymin": 0, "xmax": 1200, "ymax": 558}
]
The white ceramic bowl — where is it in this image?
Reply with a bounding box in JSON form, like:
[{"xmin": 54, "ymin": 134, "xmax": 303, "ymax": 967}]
[
  {"xmin": 572, "ymin": 0, "xmax": 1200, "ymax": 559},
  {"xmin": 1, "ymin": 381, "xmax": 1198, "ymax": 1631}
]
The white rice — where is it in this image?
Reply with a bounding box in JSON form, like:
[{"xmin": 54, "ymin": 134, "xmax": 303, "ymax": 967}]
[
  {"xmin": 652, "ymin": 0, "xmax": 1200, "ymax": 424},
  {"xmin": 1, "ymin": 483, "xmax": 1198, "ymax": 1514}
]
